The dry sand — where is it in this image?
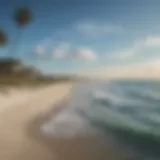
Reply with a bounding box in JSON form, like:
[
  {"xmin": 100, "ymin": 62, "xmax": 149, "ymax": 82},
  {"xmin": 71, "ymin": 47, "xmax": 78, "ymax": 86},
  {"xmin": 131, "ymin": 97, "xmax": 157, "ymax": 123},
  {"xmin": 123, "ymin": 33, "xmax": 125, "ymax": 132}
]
[
  {"xmin": 0, "ymin": 83, "xmax": 74, "ymax": 160},
  {"xmin": 0, "ymin": 82, "xmax": 138, "ymax": 160}
]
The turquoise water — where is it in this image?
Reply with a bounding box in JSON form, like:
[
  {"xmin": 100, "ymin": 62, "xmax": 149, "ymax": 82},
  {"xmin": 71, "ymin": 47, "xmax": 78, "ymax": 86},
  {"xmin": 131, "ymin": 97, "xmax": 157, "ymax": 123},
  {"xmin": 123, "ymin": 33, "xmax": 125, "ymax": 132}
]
[{"xmin": 42, "ymin": 80, "xmax": 160, "ymax": 160}]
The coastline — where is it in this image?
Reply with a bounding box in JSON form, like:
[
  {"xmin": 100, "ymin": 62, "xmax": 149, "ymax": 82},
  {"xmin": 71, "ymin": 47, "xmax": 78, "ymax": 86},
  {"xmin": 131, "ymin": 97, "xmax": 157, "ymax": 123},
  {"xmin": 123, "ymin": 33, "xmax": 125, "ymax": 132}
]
[
  {"xmin": 28, "ymin": 81, "xmax": 138, "ymax": 160},
  {"xmin": 0, "ymin": 81, "xmax": 139, "ymax": 160},
  {"xmin": 0, "ymin": 82, "xmax": 74, "ymax": 160}
]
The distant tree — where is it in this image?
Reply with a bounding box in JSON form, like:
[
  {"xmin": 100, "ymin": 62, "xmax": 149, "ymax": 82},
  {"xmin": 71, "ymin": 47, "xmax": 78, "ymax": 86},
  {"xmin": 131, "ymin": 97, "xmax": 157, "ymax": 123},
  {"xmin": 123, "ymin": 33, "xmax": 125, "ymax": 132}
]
[
  {"xmin": 0, "ymin": 28, "xmax": 8, "ymax": 46},
  {"xmin": 11, "ymin": 7, "xmax": 32, "ymax": 56},
  {"xmin": 14, "ymin": 7, "xmax": 32, "ymax": 27}
]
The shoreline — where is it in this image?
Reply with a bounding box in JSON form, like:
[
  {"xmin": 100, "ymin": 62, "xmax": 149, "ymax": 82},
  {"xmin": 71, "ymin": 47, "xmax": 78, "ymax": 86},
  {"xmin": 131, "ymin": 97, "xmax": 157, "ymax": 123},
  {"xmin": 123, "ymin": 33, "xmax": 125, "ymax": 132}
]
[
  {"xmin": 0, "ymin": 82, "xmax": 74, "ymax": 114},
  {"xmin": 0, "ymin": 82, "xmax": 75, "ymax": 160},
  {"xmin": 0, "ymin": 81, "xmax": 139, "ymax": 160},
  {"xmin": 28, "ymin": 83, "xmax": 138, "ymax": 160}
]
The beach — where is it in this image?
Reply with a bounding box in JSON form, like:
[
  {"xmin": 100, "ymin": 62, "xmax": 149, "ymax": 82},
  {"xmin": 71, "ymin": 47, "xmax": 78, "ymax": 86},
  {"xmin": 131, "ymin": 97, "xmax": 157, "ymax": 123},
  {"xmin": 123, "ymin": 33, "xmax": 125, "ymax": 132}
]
[
  {"xmin": 0, "ymin": 83, "xmax": 74, "ymax": 160},
  {"xmin": 0, "ymin": 81, "xmax": 143, "ymax": 160},
  {"xmin": 36, "ymin": 80, "xmax": 159, "ymax": 160}
]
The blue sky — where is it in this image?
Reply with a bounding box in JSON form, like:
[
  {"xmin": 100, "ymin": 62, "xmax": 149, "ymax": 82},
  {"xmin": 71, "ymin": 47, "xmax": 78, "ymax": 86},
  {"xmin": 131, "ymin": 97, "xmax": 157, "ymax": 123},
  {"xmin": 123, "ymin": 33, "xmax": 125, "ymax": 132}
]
[{"xmin": 1, "ymin": 0, "xmax": 160, "ymax": 77}]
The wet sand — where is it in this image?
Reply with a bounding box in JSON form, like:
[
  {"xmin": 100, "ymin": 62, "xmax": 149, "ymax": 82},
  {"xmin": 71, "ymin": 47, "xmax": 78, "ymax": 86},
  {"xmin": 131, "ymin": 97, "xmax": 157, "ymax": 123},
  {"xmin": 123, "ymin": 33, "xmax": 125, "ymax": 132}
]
[
  {"xmin": 0, "ymin": 82, "xmax": 138, "ymax": 160},
  {"xmin": 28, "ymin": 106, "xmax": 139, "ymax": 160}
]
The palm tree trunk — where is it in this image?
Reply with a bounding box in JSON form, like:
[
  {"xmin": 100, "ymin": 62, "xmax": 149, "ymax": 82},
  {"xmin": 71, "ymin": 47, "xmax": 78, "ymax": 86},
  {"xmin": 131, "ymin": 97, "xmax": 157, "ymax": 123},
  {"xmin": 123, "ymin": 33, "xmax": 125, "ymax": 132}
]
[{"xmin": 7, "ymin": 27, "xmax": 22, "ymax": 59}]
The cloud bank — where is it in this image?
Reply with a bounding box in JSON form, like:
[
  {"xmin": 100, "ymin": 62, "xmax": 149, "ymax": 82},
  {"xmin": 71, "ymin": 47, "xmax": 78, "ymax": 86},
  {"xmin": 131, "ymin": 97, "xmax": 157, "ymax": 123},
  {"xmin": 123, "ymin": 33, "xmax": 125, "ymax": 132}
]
[
  {"xmin": 73, "ymin": 48, "xmax": 96, "ymax": 61},
  {"xmin": 108, "ymin": 36, "xmax": 160, "ymax": 60},
  {"xmin": 51, "ymin": 43, "xmax": 96, "ymax": 61},
  {"xmin": 89, "ymin": 58, "xmax": 160, "ymax": 79}
]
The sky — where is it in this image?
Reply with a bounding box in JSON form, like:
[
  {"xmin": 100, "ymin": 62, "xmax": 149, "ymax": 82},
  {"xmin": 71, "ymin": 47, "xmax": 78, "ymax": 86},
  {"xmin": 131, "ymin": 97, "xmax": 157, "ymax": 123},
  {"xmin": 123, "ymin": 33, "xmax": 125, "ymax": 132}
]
[{"xmin": 0, "ymin": 0, "xmax": 160, "ymax": 77}]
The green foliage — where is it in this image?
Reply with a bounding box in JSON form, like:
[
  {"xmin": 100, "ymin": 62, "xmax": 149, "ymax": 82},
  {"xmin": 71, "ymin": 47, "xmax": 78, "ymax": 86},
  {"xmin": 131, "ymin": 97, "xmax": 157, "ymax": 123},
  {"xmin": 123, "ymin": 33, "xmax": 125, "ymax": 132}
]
[{"xmin": 0, "ymin": 28, "xmax": 7, "ymax": 46}]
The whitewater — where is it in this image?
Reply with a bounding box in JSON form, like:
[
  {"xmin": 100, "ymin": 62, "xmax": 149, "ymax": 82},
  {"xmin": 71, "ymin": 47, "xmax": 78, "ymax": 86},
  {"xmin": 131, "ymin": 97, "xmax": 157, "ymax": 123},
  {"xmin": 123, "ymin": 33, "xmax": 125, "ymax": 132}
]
[{"xmin": 41, "ymin": 80, "xmax": 160, "ymax": 160}]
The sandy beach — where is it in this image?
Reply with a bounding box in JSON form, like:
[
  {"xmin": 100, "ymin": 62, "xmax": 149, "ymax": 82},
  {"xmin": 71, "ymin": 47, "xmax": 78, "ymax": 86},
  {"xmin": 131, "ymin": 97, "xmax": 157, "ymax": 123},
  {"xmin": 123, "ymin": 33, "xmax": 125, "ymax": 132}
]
[
  {"xmin": 0, "ymin": 83, "xmax": 74, "ymax": 160},
  {"xmin": 0, "ymin": 82, "xmax": 138, "ymax": 160}
]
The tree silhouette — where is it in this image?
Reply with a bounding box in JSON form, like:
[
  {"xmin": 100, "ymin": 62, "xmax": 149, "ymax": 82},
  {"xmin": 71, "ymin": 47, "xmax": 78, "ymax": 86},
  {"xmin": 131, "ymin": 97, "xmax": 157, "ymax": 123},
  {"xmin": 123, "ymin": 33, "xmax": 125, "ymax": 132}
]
[
  {"xmin": 11, "ymin": 7, "xmax": 32, "ymax": 57},
  {"xmin": 0, "ymin": 28, "xmax": 7, "ymax": 46},
  {"xmin": 14, "ymin": 7, "xmax": 32, "ymax": 27},
  {"xmin": 0, "ymin": 7, "xmax": 32, "ymax": 59}
]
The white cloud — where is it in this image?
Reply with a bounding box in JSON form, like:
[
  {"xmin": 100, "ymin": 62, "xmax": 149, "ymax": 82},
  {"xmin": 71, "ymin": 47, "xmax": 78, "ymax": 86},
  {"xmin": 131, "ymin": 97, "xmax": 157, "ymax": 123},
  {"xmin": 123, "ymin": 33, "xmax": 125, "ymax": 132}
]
[
  {"xmin": 51, "ymin": 42, "xmax": 96, "ymax": 61},
  {"xmin": 108, "ymin": 36, "xmax": 160, "ymax": 60},
  {"xmin": 87, "ymin": 58, "xmax": 160, "ymax": 79},
  {"xmin": 52, "ymin": 42, "xmax": 71, "ymax": 59},
  {"xmin": 73, "ymin": 48, "xmax": 96, "ymax": 61},
  {"xmin": 109, "ymin": 49, "xmax": 136, "ymax": 59},
  {"xmin": 76, "ymin": 22, "xmax": 123, "ymax": 37},
  {"xmin": 140, "ymin": 59, "xmax": 160, "ymax": 69},
  {"xmin": 34, "ymin": 38, "xmax": 53, "ymax": 57},
  {"xmin": 35, "ymin": 46, "xmax": 45, "ymax": 56},
  {"xmin": 145, "ymin": 36, "xmax": 160, "ymax": 47}
]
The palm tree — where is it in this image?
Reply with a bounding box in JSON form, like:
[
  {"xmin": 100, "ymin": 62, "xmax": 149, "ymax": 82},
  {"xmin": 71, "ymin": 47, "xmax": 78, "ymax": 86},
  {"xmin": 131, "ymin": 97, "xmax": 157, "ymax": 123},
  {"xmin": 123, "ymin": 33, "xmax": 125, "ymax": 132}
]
[
  {"xmin": 11, "ymin": 7, "xmax": 32, "ymax": 57},
  {"xmin": 0, "ymin": 28, "xmax": 8, "ymax": 75},
  {"xmin": 0, "ymin": 28, "xmax": 8, "ymax": 46}
]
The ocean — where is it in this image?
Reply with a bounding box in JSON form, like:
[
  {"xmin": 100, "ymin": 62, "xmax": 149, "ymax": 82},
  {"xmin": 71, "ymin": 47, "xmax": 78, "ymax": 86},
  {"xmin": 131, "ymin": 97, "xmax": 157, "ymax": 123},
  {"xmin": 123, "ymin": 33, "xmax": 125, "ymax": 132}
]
[{"xmin": 41, "ymin": 80, "xmax": 160, "ymax": 160}]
